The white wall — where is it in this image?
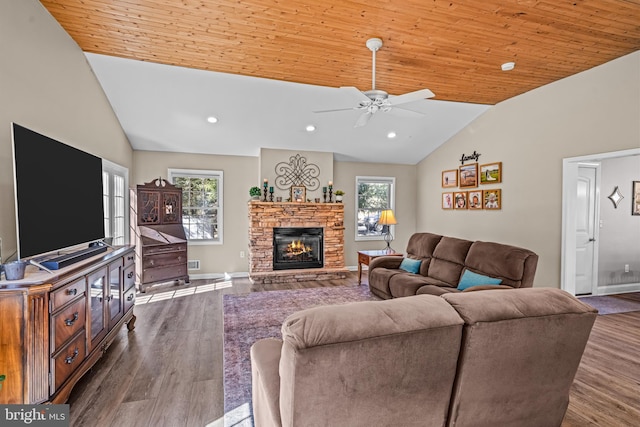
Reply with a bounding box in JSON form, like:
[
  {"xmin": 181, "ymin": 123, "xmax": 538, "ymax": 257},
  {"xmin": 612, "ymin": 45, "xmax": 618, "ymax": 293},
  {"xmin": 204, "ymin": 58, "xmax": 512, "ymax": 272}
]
[
  {"xmin": 416, "ymin": 52, "xmax": 640, "ymax": 288},
  {"xmin": 0, "ymin": 1, "xmax": 133, "ymax": 260},
  {"xmin": 598, "ymin": 155, "xmax": 640, "ymax": 287}
]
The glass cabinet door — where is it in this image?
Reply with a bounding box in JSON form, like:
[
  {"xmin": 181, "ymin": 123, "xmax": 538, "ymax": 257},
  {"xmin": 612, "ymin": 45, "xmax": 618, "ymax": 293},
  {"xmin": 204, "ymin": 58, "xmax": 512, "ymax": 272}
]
[
  {"xmin": 107, "ymin": 260, "xmax": 124, "ymax": 328},
  {"xmin": 87, "ymin": 268, "xmax": 107, "ymax": 350}
]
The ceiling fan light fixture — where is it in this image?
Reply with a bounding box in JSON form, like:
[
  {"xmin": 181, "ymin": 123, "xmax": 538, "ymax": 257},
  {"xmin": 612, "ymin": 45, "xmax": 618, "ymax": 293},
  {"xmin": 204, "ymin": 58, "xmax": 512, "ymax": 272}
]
[{"xmin": 501, "ymin": 62, "xmax": 515, "ymax": 71}]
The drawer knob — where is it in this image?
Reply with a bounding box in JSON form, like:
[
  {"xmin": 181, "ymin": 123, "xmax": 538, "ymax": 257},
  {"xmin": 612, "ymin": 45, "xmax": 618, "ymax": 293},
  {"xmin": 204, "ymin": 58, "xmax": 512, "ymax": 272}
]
[
  {"xmin": 66, "ymin": 288, "xmax": 78, "ymax": 296},
  {"xmin": 127, "ymin": 294, "xmax": 134, "ymax": 302},
  {"xmin": 65, "ymin": 348, "xmax": 79, "ymax": 365},
  {"xmin": 127, "ymin": 271, "xmax": 134, "ymax": 279},
  {"xmin": 64, "ymin": 312, "xmax": 79, "ymax": 326}
]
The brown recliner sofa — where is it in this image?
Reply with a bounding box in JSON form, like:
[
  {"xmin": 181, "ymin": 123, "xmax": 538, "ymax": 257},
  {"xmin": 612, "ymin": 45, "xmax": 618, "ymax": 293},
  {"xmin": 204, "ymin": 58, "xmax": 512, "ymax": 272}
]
[
  {"xmin": 368, "ymin": 232, "xmax": 539, "ymax": 299},
  {"xmin": 250, "ymin": 288, "xmax": 597, "ymax": 427}
]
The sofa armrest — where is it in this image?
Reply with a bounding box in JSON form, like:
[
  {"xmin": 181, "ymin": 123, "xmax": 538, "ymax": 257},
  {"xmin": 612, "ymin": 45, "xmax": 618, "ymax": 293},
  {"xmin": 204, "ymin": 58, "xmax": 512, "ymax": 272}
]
[
  {"xmin": 461, "ymin": 284, "xmax": 516, "ymax": 292},
  {"xmin": 251, "ymin": 338, "xmax": 284, "ymax": 427},
  {"xmin": 369, "ymin": 255, "xmax": 404, "ymax": 271}
]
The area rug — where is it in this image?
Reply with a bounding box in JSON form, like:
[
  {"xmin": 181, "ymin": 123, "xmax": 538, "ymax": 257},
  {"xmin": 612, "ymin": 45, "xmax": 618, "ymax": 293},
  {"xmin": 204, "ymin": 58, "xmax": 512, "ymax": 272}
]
[
  {"xmin": 223, "ymin": 285, "xmax": 378, "ymax": 426},
  {"xmin": 578, "ymin": 292, "xmax": 640, "ymax": 315}
]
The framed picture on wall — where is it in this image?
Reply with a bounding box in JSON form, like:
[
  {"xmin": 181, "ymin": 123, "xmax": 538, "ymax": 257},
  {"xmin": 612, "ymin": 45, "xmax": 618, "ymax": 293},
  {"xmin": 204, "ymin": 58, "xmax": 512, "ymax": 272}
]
[
  {"xmin": 442, "ymin": 170, "xmax": 458, "ymax": 188},
  {"xmin": 468, "ymin": 191, "xmax": 483, "ymax": 210},
  {"xmin": 633, "ymin": 181, "xmax": 640, "ymax": 216},
  {"xmin": 480, "ymin": 162, "xmax": 502, "ymax": 184},
  {"xmin": 483, "ymin": 189, "xmax": 502, "ymax": 210},
  {"xmin": 442, "ymin": 192, "xmax": 454, "ymax": 209},
  {"xmin": 459, "ymin": 163, "xmax": 478, "ymax": 188},
  {"xmin": 454, "ymin": 191, "xmax": 468, "ymax": 210},
  {"xmin": 290, "ymin": 185, "xmax": 306, "ymax": 202}
]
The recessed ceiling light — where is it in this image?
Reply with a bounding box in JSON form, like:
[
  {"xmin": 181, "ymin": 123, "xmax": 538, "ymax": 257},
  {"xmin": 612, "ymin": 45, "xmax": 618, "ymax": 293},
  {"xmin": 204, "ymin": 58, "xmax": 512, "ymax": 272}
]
[
  {"xmin": 207, "ymin": 116, "xmax": 218, "ymax": 123},
  {"xmin": 501, "ymin": 62, "xmax": 515, "ymax": 71},
  {"xmin": 306, "ymin": 124, "xmax": 316, "ymax": 132},
  {"xmin": 387, "ymin": 131, "xmax": 397, "ymax": 139}
]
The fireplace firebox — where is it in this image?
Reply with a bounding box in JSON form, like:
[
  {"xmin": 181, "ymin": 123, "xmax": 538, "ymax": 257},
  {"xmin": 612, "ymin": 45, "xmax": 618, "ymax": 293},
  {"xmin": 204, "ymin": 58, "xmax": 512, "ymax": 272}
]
[{"xmin": 273, "ymin": 227, "xmax": 323, "ymax": 270}]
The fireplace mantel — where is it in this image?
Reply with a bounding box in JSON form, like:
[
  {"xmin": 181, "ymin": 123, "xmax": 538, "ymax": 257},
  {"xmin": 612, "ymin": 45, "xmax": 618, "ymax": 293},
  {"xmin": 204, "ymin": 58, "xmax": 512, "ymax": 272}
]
[{"xmin": 248, "ymin": 201, "xmax": 347, "ymax": 283}]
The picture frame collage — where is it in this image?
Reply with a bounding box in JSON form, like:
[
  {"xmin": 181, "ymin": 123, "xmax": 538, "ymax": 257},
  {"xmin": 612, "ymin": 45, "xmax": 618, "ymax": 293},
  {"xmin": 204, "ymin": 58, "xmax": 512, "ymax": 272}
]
[{"xmin": 442, "ymin": 162, "xmax": 502, "ymax": 210}]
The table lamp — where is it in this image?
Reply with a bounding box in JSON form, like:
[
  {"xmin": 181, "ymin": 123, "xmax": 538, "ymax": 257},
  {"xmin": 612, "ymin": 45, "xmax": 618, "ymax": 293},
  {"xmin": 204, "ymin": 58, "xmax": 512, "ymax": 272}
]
[{"xmin": 378, "ymin": 209, "xmax": 397, "ymax": 251}]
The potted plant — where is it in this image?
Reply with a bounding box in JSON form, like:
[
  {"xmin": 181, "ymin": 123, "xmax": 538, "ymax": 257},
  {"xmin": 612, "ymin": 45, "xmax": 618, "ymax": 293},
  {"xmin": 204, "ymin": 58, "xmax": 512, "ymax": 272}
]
[
  {"xmin": 335, "ymin": 190, "xmax": 345, "ymax": 202},
  {"xmin": 249, "ymin": 186, "xmax": 261, "ymax": 200}
]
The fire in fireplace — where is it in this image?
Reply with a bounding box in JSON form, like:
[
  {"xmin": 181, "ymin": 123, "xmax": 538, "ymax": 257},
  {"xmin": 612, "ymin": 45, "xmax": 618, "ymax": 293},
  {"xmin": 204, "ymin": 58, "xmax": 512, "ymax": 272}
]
[{"xmin": 273, "ymin": 227, "xmax": 323, "ymax": 270}]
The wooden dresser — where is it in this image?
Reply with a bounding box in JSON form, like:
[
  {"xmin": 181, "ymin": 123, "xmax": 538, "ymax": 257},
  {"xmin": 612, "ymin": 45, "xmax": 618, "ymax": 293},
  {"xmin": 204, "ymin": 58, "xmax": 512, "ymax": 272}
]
[
  {"xmin": 136, "ymin": 178, "xmax": 189, "ymax": 293},
  {"xmin": 0, "ymin": 246, "xmax": 136, "ymax": 404}
]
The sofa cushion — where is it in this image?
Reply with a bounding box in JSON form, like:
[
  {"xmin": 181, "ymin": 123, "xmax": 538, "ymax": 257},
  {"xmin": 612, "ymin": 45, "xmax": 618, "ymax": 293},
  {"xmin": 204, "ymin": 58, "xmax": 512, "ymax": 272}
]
[
  {"xmin": 399, "ymin": 257, "xmax": 422, "ymax": 273},
  {"xmin": 442, "ymin": 289, "xmax": 597, "ymax": 427},
  {"xmin": 427, "ymin": 237, "xmax": 474, "ymax": 285},
  {"xmin": 457, "ymin": 269, "xmax": 503, "ymax": 291},
  {"xmin": 465, "ymin": 241, "xmax": 538, "ymax": 288},
  {"xmin": 278, "ymin": 296, "xmax": 465, "ymax": 427}
]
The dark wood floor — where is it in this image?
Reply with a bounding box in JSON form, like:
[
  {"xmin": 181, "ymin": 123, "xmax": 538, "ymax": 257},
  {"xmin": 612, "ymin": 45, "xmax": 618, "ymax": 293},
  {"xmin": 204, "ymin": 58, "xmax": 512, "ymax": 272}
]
[{"xmin": 66, "ymin": 273, "xmax": 640, "ymax": 426}]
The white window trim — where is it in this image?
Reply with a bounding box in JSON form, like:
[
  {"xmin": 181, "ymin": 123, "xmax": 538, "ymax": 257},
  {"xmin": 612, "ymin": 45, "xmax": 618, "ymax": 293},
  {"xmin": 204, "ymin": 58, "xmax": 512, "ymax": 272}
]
[
  {"xmin": 102, "ymin": 159, "xmax": 129, "ymax": 245},
  {"xmin": 355, "ymin": 176, "xmax": 396, "ymax": 242},
  {"xmin": 168, "ymin": 168, "xmax": 224, "ymax": 246}
]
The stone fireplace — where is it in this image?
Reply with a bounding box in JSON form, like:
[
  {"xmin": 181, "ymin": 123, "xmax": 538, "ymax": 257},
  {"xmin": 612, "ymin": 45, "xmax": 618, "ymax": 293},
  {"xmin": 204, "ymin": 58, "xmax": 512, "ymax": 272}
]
[{"xmin": 248, "ymin": 201, "xmax": 347, "ymax": 284}]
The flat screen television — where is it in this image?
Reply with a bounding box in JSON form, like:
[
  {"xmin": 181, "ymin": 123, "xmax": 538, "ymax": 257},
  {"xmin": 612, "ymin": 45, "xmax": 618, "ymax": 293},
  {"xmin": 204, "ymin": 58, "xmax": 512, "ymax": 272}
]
[{"xmin": 12, "ymin": 123, "xmax": 105, "ymax": 261}]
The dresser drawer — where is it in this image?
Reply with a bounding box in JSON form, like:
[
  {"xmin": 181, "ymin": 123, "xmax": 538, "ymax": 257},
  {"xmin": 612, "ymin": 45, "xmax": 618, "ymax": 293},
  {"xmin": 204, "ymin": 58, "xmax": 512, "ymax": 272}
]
[
  {"xmin": 52, "ymin": 331, "xmax": 86, "ymax": 391},
  {"xmin": 143, "ymin": 243, "xmax": 187, "ymax": 256},
  {"xmin": 51, "ymin": 278, "xmax": 85, "ymax": 311},
  {"xmin": 124, "ymin": 263, "xmax": 136, "ymax": 290},
  {"xmin": 142, "ymin": 264, "xmax": 188, "ymax": 284},
  {"xmin": 51, "ymin": 297, "xmax": 86, "ymax": 353},
  {"xmin": 124, "ymin": 251, "xmax": 136, "ymax": 268},
  {"xmin": 142, "ymin": 251, "xmax": 187, "ymax": 269},
  {"xmin": 123, "ymin": 285, "xmax": 136, "ymax": 314}
]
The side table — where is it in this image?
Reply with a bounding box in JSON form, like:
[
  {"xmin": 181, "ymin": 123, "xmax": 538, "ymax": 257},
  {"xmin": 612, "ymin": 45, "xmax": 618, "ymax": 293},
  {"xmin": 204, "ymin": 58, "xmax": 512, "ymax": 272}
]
[{"xmin": 357, "ymin": 249, "xmax": 403, "ymax": 285}]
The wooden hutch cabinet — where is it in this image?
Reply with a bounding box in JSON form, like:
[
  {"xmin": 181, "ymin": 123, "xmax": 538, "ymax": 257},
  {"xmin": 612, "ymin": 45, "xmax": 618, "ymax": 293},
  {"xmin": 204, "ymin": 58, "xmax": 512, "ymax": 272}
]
[
  {"xmin": 136, "ymin": 178, "xmax": 189, "ymax": 292},
  {"xmin": 0, "ymin": 246, "xmax": 136, "ymax": 404}
]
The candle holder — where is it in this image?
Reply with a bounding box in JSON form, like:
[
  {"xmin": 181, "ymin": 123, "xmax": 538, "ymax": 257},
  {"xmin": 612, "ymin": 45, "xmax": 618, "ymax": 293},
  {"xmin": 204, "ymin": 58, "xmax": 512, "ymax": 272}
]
[
  {"xmin": 263, "ymin": 187, "xmax": 268, "ymax": 202},
  {"xmin": 269, "ymin": 187, "xmax": 274, "ymax": 202},
  {"xmin": 328, "ymin": 188, "xmax": 333, "ymax": 203}
]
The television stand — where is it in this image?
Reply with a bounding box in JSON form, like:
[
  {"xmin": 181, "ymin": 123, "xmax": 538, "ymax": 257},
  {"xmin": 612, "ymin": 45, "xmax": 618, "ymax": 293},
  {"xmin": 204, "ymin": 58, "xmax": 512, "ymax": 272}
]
[{"xmin": 41, "ymin": 245, "xmax": 108, "ymax": 270}]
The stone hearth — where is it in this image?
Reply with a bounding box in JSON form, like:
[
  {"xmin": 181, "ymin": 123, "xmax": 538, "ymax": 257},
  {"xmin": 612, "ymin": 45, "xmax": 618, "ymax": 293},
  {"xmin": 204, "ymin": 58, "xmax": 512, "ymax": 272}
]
[{"xmin": 248, "ymin": 201, "xmax": 347, "ymax": 284}]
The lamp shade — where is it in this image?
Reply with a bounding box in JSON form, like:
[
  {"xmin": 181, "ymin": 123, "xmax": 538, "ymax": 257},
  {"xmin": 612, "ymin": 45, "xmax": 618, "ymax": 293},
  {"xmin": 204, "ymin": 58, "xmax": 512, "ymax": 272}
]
[{"xmin": 378, "ymin": 209, "xmax": 397, "ymax": 226}]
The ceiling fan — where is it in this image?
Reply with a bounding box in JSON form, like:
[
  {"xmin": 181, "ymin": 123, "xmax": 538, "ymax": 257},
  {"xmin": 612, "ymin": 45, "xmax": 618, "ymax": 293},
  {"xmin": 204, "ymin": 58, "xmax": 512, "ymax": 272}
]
[{"xmin": 314, "ymin": 37, "xmax": 435, "ymax": 128}]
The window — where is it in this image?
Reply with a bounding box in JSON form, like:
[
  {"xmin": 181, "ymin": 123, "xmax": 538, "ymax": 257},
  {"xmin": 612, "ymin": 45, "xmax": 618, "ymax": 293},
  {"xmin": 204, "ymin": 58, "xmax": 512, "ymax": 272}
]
[
  {"xmin": 102, "ymin": 160, "xmax": 129, "ymax": 246},
  {"xmin": 355, "ymin": 176, "xmax": 395, "ymax": 240},
  {"xmin": 169, "ymin": 169, "xmax": 223, "ymax": 244}
]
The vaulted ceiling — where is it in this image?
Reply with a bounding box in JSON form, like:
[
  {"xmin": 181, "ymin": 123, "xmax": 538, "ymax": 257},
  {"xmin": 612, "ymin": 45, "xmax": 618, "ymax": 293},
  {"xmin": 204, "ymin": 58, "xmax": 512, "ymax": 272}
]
[{"xmin": 40, "ymin": 0, "xmax": 640, "ymax": 163}]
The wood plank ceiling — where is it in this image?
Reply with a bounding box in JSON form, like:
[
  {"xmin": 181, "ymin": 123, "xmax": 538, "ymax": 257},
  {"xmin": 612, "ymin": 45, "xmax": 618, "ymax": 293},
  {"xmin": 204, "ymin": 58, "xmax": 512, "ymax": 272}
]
[{"xmin": 42, "ymin": 0, "xmax": 640, "ymax": 105}]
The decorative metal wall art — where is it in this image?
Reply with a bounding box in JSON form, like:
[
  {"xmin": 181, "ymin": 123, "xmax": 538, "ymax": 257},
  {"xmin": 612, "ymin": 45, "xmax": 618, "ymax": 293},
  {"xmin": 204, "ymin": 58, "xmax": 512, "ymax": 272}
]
[
  {"xmin": 608, "ymin": 186, "xmax": 623, "ymax": 208},
  {"xmin": 275, "ymin": 154, "xmax": 320, "ymax": 191}
]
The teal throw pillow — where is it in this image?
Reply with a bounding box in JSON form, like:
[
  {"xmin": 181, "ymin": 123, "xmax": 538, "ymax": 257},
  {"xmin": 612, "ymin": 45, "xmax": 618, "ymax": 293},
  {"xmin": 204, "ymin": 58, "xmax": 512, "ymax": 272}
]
[
  {"xmin": 399, "ymin": 257, "xmax": 421, "ymax": 274},
  {"xmin": 457, "ymin": 269, "xmax": 503, "ymax": 291}
]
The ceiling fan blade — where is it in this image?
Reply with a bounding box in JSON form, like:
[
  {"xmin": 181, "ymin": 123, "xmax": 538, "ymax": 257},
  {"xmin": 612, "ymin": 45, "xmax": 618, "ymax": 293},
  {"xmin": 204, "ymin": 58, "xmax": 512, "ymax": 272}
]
[
  {"xmin": 388, "ymin": 88, "xmax": 435, "ymax": 106},
  {"xmin": 339, "ymin": 86, "xmax": 372, "ymax": 102},
  {"xmin": 313, "ymin": 107, "xmax": 359, "ymax": 113},
  {"xmin": 354, "ymin": 111, "xmax": 373, "ymax": 128}
]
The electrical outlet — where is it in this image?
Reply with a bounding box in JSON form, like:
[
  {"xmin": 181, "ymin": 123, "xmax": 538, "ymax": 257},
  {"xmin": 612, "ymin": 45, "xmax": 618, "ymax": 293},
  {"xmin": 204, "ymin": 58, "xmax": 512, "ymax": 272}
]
[
  {"xmin": 240, "ymin": 251, "xmax": 245, "ymax": 258},
  {"xmin": 625, "ymin": 264, "xmax": 630, "ymax": 273}
]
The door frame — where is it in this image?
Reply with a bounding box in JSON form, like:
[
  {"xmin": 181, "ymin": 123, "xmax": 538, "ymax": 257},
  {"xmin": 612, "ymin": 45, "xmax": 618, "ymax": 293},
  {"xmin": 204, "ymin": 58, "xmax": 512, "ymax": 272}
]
[{"xmin": 561, "ymin": 148, "xmax": 640, "ymax": 295}]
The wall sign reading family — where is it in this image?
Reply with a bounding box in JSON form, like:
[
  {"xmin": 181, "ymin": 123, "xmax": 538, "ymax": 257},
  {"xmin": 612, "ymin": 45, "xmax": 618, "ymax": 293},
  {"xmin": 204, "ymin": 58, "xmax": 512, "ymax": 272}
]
[{"xmin": 441, "ymin": 161, "xmax": 503, "ymax": 210}]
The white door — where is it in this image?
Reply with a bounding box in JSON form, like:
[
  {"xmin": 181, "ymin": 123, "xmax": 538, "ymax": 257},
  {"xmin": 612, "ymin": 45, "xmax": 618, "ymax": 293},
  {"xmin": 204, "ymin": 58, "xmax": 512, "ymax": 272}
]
[{"xmin": 574, "ymin": 165, "xmax": 598, "ymax": 295}]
